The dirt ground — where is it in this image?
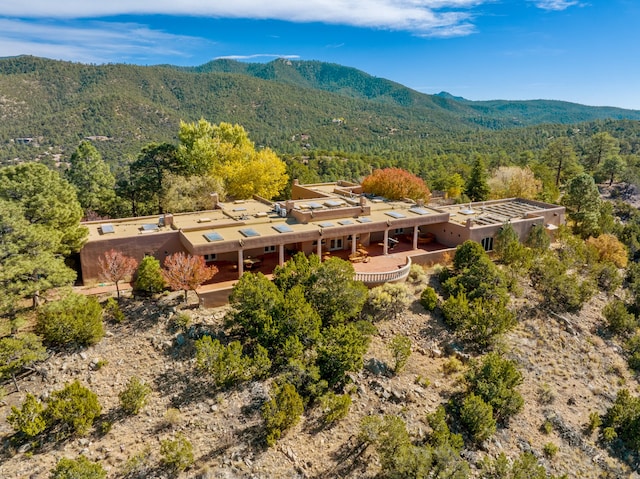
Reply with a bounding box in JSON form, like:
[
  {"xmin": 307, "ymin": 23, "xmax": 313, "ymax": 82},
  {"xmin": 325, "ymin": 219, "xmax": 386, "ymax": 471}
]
[{"xmin": 1, "ymin": 271, "xmax": 639, "ymax": 478}]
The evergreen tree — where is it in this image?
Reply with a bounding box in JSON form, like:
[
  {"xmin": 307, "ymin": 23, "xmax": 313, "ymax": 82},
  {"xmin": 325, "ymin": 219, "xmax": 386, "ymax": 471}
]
[
  {"xmin": 465, "ymin": 156, "xmax": 490, "ymax": 202},
  {"xmin": 129, "ymin": 142, "xmax": 179, "ymax": 214},
  {"xmin": 36, "ymin": 293, "xmax": 104, "ymax": 347},
  {"xmin": 45, "ymin": 381, "xmax": 102, "ymax": 436},
  {"xmin": 563, "ymin": 173, "xmax": 602, "ymax": 237},
  {"xmin": 0, "ymin": 199, "xmax": 77, "ymax": 317},
  {"xmin": 465, "ymin": 353, "xmax": 524, "ymax": 422},
  {"xmin": 262, "ymin": 381, "xmax": 304, "ymax": 446},
  {"xmin": 51, "ymin": 456, "xmax": 106, "ymax": 479},
  {"xmin": 7, "ymin": 393, "xmax": 46, "ymax": 437},
  {"xmin": 134, "ymin": 256, "xmax": 165, "ymax": 294},
  {"xmin": 0, "ymin": 163, "xmax": 87, "ymax": 255},
  {"xmin": 494, "ymin": 223, "xmax": 527, "ymax": 266},
  {"xmin": 65, "ymin": 141, "xmax": 116, "ymax": 215},
  {"xmin": 583, "ymin": 131, "xmax": 619, "ymax": 171},
  {"xmin": 0, "ymin": 334, "xmax": 47, "ymax": 392},
  {"xmin": 542, "ymin": 137, "xmax": 581, "ymax": 187},
  {"xmin": 306, "ymin": 257, "xmax": 368, "ymax": 326}
]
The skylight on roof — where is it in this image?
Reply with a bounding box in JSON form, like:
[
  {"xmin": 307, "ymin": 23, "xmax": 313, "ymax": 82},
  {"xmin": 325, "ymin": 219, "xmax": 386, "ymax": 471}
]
[
  {"xmin": 239, "ymin": 228, "xmax": 260, "ymax": 237},
  {"xmin": 307, "ymin": 202, "xmax": 323, "ymax": 209},
  {"xmin": 356, "ymin": 217, "xmax": 372, "ymax": 223},
  {"xmin": 319, "ymin": 222, "xmax": 335, "ymax": 228},
  {"xmin": 385, "ymin": 211, "xmax": 406, "ymax": 219},
  {"xmin": 232, "ymin": 207, "xmax": 247, "ymax": 212},
  {"xmin": 141, "ymin": 224, "xmax": 159, "ymax": 232},
  {"xmin": 273, "ymin": 224, "xmax": 293, "ymax": 233},
  {"xmin": 100, "ymin": 224, "xmax": 114, "ymax": 234},
  {"xmin": 324, "ymin": 200, "xmax": 344, "ymax": 207},
  {"xmin": 338, "ymin": 219, "xmax": 354, "ymax": 225},
  {"xmin": 204, "ymin": 232, "xmax": 224, "ymax": 242},
  {"xmin": 409, "ymin": 207, "xmax": 430, "ymax": 216}
]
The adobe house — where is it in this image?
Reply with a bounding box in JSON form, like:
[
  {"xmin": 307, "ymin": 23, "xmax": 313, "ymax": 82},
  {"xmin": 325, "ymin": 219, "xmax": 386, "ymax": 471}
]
[{"xmin": 79, "ymin": 181, "xmax": 564, "ymax": 303}]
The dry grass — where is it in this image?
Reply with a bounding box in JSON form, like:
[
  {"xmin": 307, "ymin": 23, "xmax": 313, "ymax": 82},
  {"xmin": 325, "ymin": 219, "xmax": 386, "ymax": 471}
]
[{"xmin": 0, "ymin": 281, "xmax": 637, "ymax": 478}]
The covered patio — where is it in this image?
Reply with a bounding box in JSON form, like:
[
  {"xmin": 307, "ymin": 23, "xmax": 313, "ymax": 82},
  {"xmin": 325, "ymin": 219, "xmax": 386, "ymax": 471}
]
[{"xmin": 197, "ymin": 238, "xmax": 453, "ymax": 307}]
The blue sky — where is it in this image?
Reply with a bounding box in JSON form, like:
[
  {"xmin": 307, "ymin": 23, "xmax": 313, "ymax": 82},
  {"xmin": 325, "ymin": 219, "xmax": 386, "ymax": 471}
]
[{"xmin": 2, "ymin": 1, "xmax": 639, "ymax": 109}]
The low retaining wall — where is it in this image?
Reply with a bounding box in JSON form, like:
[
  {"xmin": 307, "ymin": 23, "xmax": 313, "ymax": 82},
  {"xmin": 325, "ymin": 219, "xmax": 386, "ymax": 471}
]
[
  {"xmin": 199, "ymin": 287, "xmax": 235, "ymax": 308},
  {"xmin": 408, "ymin": 247, "xmax": 457, "ymax": 267}
]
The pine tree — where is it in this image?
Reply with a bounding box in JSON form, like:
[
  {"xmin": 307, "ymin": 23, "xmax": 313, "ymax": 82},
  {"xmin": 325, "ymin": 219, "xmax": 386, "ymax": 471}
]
[
  {"xmin": 563, "ymin": 173, "xmax": 602, "ymax": 237},
  {"xmin": 66, "ymin": 141, "xmax": 116, "ymax": 215},
  {"xmin": 0, "ymin": 199, "xmax": 76, "ymax": 317},
  {"xmin": 465, "ymin": 157, "xmax": 490, "ymax": 202}
]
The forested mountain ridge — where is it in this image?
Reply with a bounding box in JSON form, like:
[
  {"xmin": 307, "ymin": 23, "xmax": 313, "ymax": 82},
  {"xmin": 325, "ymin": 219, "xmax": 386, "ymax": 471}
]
[
  {"xmin": 1, "ymin": 55, "xmax": 640, "ymax": 167},
  {"xmin": 183, "ymin": 58, "xmax": 640, "ymax": 126}
]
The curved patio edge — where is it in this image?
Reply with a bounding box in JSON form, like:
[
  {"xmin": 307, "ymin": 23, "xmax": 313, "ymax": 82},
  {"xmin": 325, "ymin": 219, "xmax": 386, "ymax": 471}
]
[{"xmin": 354, "ymin": 256, "xmax": 412, "ymax": 287}]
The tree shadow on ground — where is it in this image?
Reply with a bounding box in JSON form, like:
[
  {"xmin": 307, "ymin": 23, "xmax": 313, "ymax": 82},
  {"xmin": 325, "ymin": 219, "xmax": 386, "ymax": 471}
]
[
  {"xmin": 110, "ymin": 298, "xmax": 175, "ymax": 333},
  {"xmin": 198, "ymin": 422, "xmax": 265, "ymax": 463},
  {"xmin": 153, "ymin": 365, "xmax": 215, "ymax": 410},
  {"xmin": 313, "ymin": 438, "xmax": 369, "ymax": 479}
]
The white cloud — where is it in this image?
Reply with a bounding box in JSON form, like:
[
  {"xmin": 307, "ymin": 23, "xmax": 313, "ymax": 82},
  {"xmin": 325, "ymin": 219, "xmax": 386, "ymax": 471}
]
[
  {"xmin": 532, "ymin": 0, "xmax": 580, "ymax": 11},
  {"xmin": 2, "ymin": 1, "xmax": 487, "ymax": 37},
  {"xmin": 0, "ymin": 18, "xmax": 211, "ymax": 63}
]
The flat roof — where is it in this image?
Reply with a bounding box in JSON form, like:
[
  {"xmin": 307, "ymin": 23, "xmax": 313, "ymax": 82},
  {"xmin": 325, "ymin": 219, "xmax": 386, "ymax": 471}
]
[
  {"xmin": 440, "ymin": 199, "xmax": 550, "ymax": 226},
  {"xmin": 83, "ymin": 184, "xmax": 561, "ymax": 248}
]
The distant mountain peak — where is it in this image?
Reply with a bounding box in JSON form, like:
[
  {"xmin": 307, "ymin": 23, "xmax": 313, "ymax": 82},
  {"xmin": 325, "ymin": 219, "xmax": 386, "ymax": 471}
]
[{"xmin": 435, "ymin": 91, "xmax": 468, "ymax": 102}]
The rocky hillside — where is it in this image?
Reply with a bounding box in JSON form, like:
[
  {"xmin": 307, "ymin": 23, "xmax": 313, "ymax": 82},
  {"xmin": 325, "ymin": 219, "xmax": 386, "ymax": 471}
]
[{"xmin": 0, "ymin": 270, "xmax": 637, "ymax": 478}]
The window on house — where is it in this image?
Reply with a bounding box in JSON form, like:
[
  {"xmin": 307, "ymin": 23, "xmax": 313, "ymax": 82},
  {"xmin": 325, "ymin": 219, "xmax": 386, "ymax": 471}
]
[
  {"xmin": 394, "ymin": 228, "xmax": 404, "ymax": 234},
  {"xmin": 203, "ymin": 253, "xmax": 217, "ymax": 262},
  {"xmin": 330, "ymin": 238, "xmax": 343, "ymax": 251},
  {"xmin": 481, "ymin": 237, "xmax": 494, "ymax": 251},
  {"xmin": 264, "ymin": 245, "xmax": 276, "ymax": 253}
]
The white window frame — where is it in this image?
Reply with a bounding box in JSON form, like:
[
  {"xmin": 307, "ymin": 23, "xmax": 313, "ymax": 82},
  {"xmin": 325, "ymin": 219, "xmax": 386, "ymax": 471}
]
[{"xmin": 329, "ymin": 238, "xmax": 344, "ymax": 251}]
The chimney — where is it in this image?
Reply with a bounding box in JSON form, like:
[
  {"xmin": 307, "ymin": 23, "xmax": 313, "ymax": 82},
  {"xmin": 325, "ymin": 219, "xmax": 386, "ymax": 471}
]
[
  {"xmin": 162, "ymin": 214, "xmax": 174, "ymax": 228},
  {"xmin": 210, "ymin": 193, "xmax": 219, "ymax": 209}
]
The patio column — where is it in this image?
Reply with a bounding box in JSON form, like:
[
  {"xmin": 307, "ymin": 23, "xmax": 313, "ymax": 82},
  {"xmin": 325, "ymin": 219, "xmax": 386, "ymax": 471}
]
[
  {"xmin": 316, "ymin": 236, "xmax": 322, "ymax": 258},
  {"xmin": 413, "ymin": 227, "xmax": 419, "ymax": 250},
  {"xmin": 279, "ymin": 244, "xmax": 285, "ymax": 266},
  {"xmin": 237, "ymin": 249, "xmax": 244, "ymax": 277},
  {"xmin": 383, "ymin": 229, "xmax": 389, "ymax": 255},
  {"xmin": 351, "ymin": 235, "xmax": 357, "ymax": 254}
]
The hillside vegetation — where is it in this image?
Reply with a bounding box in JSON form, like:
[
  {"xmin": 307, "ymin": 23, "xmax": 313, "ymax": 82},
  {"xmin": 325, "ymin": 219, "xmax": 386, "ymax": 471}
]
[
  {"xmin": 2, "ymin": 56, "xmax": 640, "ymax": 168},
  {"xmin": 3, "ymin": 227, "xmax": 640, "ymax": 478}
]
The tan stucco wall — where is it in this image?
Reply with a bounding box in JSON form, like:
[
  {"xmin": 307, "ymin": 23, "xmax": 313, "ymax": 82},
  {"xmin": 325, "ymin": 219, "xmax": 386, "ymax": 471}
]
[{"xmin": 80, "ymin": 231, "xmax": 185, "ymax": 285}]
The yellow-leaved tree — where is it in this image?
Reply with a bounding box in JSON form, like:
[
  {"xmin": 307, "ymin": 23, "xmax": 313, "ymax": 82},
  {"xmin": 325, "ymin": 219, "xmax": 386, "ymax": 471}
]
[
  {"xmin": 177, "ymin": 119, "xmax": 288, "ymax": 200},
  {"xmin": 488, "ymin": 166, "xmax": 542, "ymax": 200},
  {"xmin": 223, "ymin": 148, "xmax": 289, "ymax": 199}
]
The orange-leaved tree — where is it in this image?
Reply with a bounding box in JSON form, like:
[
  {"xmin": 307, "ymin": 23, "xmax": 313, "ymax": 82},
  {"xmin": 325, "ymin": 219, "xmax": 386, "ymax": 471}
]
[
  {"xmin": 98, "ymin": 249, "xmax": 138, "ymax": 299},
  {"xmin": 163, "ymin": 253, "xmax": 218, "ymax": 304},
  {"xmin": 361, "ymin": 168, "xmax": 430, "ymax": 202}
]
